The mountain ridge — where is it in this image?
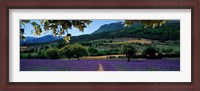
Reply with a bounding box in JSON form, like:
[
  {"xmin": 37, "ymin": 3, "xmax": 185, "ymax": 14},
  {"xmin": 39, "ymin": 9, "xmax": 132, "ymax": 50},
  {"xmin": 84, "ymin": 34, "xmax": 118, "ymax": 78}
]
[
  {"xmin": 92, "ymin": 22, "xmax": 124, "ymax": 34},
  {"xmin": 20, "ymin": 35, "xmax": 62, "ymax": 45}
]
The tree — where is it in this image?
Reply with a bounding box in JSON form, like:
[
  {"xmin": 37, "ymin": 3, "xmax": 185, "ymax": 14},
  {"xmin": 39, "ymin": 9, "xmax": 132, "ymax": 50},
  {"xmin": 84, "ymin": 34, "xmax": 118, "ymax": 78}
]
[
  {"xmin": 37, "ymin": 50, "xmax": 45, "ymax": 58},
  {"xmin": 143, "ymin": 46, "xmax": 158, "ymax": 59},
  {"xmin": 72, "ymin": 44, "xmax": 89, "ymax": 60},
  {"xmin": 45, "ymin": 48, "xmax": 59, "ymax": 59},
  {"xmin": 88, "ymin": 46, "xmax": 98, "ymax": 56},
  {"xmin": 59, "ymin": 45, "xmax": 74, "ymax": 60},
  {"xmin": 123, "ymin": 44, "xmax": 137, "ymax": 62}
]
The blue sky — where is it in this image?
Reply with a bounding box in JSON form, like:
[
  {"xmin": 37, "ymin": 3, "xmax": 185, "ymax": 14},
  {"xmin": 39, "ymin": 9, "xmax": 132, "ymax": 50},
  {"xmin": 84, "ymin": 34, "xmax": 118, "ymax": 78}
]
[{"xmin": 21, "ymin": 20, "xmax": 121, "ymax": 37}]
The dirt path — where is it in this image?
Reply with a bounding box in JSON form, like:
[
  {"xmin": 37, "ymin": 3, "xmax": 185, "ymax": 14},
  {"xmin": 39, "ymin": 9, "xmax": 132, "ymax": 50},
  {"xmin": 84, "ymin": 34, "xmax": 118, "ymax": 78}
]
[{"xmin": 98, "ymin": 64, "xmax": 104, "ymax": 71}]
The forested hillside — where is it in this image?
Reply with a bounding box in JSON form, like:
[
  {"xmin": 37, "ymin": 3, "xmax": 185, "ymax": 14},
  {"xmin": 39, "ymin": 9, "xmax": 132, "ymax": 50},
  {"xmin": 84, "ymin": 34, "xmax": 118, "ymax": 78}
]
[{"xmin": 61, "ymin": 20, "xmax": 180, "ymax": 43}]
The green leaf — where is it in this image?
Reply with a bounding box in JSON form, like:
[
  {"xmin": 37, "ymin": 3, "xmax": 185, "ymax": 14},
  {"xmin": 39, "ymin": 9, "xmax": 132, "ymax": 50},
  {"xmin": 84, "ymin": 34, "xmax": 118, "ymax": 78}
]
[
  {"xmin": 31, "ymin": 22, "xmax": 37, "ymax": 26},
  {"xmin": 21, "ymin": 36, "xmax": 26, "ymax": 41},
  {"xmin": 20, "ymin": 29, "xmax": 24, "ymax": 34}
]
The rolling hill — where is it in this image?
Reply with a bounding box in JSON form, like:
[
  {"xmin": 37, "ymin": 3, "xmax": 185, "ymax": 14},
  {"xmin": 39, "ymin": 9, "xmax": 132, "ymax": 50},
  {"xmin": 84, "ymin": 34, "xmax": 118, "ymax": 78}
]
[{"xmin": 20, "ymin": 35, "xmax": 62, "ymax": 45}]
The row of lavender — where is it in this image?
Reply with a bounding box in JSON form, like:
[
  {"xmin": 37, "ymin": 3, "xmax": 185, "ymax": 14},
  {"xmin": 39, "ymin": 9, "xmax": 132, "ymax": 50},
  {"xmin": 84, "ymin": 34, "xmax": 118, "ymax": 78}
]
[{"xmin": 20, "ymin": 59, "xmax": 180, "ymax": 71}]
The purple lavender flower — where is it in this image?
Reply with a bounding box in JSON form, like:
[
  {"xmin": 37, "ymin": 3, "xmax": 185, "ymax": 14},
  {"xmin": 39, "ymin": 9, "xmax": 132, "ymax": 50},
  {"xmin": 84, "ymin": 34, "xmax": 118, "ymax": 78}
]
[{"xmin": 20, "ymin": 58, "xmax": 180, "ymax": 71}]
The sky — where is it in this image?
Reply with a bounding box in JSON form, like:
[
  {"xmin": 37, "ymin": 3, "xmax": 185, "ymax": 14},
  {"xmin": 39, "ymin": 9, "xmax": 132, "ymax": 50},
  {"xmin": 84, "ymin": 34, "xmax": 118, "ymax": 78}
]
[{"xmin": 21, "ymin": 20, "xmax": 121, "ymax": 37}]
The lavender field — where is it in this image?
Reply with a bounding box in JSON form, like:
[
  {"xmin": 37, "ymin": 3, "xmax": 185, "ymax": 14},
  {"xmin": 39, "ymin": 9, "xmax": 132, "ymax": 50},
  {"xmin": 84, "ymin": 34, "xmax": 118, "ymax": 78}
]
[{"xmin": 20, "ymin": 59, "xmax": 180, "ymax": 71}]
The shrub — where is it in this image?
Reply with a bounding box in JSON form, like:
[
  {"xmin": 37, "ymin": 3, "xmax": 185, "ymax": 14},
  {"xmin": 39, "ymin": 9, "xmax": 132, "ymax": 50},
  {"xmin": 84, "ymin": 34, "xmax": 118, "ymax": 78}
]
[
  {"xmin": 118, "ymin": 56, "xmax": 126, "ymax": 58},
  {"xmin": 45, "ymin": 48, "xmax": 59, "ymax": 59},
  {"xmin": 134, "ymin": 53, "xmax": 145, "ymax": 58},
  {"xmin": 163, "ymin": 50, "xmax": 180, "ymax": 58},
  {"xmin": 157, "ymin": 52, "xmax": 164, "ymax": 59},
  {"xmin": 27, "ymin": 53, "xmax": 32, "ymax": 59},
  {"xmin": 97, "ymin": 50, "xmax": 110, "ymax": 56},
  {"xmin": 20, "ymin": 54, "xmax": 23, "ymax": 59},
  {"xmin": 20, "ymin": 54, "xmax": 28, "ymax": 59},
  {"xmin": 143, "ymin": 46, "xmax": 158, "ymax": 59},
  {"xmin": 88, "ymin": 46, "xmax": 98, "ymax": 56},
  {"xmin": 173, "ymin": 50, "xmax": 180, "ymax": 57},
  {"xmin": 109, "ymin": 48, "xmax": 121, "ymax": 54},
  {"xmin": 37, "ymin": 50, "xmax": 45, "ymax": 58}
]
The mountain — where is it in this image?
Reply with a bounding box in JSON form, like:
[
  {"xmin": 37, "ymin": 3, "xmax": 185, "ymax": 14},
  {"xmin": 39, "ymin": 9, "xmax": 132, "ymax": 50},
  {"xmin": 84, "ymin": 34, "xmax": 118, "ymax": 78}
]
[
  {"xmin": 92, "ymin": 22, "xmax": 124, "ymax": 34},
  {"xmin": 20, "ymin": 37, "xmax": 35, "ymax": 44},
  {"xmin": 20, "ymin": 35, "xmax": 62, "ymax": 45},
  {"xmin": 67, "ymin": 20, "xmax": 180, "ymax": 43},
  {"xmin": 92, "ymin": 22, "xmax": 143, "ymax": 34}
]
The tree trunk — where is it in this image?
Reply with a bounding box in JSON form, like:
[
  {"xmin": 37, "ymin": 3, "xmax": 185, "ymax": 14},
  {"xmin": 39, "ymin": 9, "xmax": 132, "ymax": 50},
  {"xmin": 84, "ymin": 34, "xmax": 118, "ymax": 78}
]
[
  {"xmin": 127, "ymin": 57, "xmax": 130, "ymax": 62},
  {"xmin": 78, "ymin": 57, "xmax": 79, "ymax": 61},
  {"xmin": 68, "ymin": 58, "xmax": 70, "ymax": 60}
]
